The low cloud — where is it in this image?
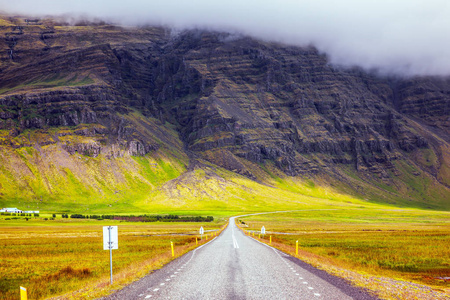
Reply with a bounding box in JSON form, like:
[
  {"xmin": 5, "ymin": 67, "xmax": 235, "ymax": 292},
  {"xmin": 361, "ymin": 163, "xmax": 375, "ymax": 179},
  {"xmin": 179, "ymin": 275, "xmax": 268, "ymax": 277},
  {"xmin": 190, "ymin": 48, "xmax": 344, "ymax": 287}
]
[{"xmin": 2, "ymin": 0, "xmax": 450, "ymax": 76}]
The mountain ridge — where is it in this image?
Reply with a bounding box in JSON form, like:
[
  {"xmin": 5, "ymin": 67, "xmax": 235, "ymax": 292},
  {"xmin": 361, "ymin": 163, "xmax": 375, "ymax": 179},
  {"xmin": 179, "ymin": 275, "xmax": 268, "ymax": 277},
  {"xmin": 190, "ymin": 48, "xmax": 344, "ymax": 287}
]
[{"xmin": 0, "ymin": 15, "xmax": 449, "ymax": 211}]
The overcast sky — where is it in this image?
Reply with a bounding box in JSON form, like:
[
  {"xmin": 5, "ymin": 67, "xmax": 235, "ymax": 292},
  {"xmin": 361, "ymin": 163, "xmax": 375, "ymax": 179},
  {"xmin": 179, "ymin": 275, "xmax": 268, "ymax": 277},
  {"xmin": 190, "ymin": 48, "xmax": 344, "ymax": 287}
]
[{"xmin": 1, "ymin": 0, "xmax": 450, "ymax": 77}]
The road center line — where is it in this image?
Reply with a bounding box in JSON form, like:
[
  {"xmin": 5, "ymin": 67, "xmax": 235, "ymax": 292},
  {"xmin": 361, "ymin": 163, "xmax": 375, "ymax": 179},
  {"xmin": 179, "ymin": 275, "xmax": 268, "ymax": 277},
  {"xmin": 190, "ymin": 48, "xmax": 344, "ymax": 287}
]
[{"xmin": 232, "ymin": 234, "xmax": 239, "ymax": 249}]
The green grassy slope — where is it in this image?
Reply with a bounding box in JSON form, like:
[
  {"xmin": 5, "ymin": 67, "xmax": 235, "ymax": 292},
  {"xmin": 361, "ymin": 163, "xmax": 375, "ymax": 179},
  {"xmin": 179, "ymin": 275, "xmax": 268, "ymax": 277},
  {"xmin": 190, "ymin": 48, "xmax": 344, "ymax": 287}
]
[
  {"xmin": 1, "ymin": 120, "xmax": 449, "ymax": 214},
  {"xmin": 1, "ymin": 113, "xmax": 449, "ymax": 214},
  {"xmin": 0, "ymin": 112, "xmax": 189, "ymax": 213}
]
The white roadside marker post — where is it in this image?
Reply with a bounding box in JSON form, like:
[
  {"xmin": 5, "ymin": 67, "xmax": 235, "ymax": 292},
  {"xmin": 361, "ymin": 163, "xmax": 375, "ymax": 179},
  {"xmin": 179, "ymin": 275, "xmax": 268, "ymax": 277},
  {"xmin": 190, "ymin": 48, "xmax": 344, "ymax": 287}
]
[
  {"xmin": 200, "ymin": 226, "xmax": 204, "ymax": 240},
  {"xmin": 103, "ymin": 226, "xmax": 118, "ymax": 284}
]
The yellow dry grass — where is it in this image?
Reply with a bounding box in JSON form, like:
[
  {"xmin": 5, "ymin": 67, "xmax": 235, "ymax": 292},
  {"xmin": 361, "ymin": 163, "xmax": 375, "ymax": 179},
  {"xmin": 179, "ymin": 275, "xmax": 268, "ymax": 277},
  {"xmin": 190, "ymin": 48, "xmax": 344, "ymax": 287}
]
[
  {"xmin": 0, "ymin": 219, "xmax": 226, "ymax": 300},
  {"xmin": 237, "ymin": 209, "xmax": 450, "ymax": 299}
]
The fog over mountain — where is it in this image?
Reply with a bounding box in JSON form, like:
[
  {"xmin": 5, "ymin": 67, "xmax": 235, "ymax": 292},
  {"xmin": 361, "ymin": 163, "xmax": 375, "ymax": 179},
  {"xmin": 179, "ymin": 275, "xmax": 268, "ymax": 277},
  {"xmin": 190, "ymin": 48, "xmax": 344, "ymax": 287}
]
[{"xmin": 1, "ymin": 0, "xmax": 450, "ymax": 77}]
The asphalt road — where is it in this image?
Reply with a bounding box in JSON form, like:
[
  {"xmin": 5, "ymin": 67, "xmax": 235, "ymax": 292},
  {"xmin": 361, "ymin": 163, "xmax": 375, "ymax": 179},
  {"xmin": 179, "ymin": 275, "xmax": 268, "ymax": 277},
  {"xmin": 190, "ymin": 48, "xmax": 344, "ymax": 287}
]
[{"xmin": 104, "ymin": 217, "xmax": 378, "ymax": 299}]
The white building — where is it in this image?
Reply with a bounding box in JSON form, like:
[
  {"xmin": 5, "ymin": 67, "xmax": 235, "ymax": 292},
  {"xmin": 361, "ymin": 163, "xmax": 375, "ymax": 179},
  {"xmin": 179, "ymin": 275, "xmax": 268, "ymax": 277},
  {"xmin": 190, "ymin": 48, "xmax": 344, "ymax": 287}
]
[
  {"xmin": 1, "ymin": 208, "xmax": 39, "ymax": 213},
  {"xmin": 0, "ymin": 208, "xmax": 23, "ymax": 213}
]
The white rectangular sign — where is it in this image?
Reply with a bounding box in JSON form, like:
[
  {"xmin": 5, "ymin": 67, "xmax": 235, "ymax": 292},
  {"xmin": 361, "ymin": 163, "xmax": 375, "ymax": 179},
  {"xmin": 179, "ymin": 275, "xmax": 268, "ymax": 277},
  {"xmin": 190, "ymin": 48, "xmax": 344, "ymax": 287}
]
[
  {"xmin": 200, "ymin": 226, "xmax": 204, "ymax": 235},
  {"xmin": 103, "ymin": 226, "xmax": 118, "ymax": 250},
  {"xmin": 261, "ymin": 226, "xmax": 266, "ymax": 235}
]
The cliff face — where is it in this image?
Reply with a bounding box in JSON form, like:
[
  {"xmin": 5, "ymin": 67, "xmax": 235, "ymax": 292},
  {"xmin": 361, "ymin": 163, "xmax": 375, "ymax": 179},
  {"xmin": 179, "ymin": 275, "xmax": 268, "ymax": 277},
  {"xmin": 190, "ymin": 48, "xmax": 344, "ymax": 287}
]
[{"xmin": 0, "ymin": 16, "xmax": 449, "ymax": 210}]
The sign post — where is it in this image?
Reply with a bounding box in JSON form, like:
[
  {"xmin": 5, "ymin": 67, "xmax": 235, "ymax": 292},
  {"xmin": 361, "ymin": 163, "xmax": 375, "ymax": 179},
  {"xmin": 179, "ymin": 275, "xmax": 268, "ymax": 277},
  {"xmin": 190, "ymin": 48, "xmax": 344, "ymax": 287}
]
[
  {"xmin": 261, "ymin": 226, "xmax": 266, "ymax": 238},
  {"xmin": 103, "ymin": 226, "xmax": 118, "ymax": 284},
  {"xmin": 200, "ymin": 226, "xmax": 204, "ymax": 240}
]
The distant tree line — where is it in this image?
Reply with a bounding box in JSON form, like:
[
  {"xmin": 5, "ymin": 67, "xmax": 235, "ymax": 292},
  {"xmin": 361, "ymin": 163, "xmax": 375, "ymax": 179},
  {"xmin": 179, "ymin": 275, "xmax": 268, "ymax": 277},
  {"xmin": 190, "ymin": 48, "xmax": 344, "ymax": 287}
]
[
  {"xmin": 65, "ymin": 214, "xmax": 214, "ymax": 222},
  {"xmin": 1, "ymin": 212, "xmax": 39, "ymax": 217}
]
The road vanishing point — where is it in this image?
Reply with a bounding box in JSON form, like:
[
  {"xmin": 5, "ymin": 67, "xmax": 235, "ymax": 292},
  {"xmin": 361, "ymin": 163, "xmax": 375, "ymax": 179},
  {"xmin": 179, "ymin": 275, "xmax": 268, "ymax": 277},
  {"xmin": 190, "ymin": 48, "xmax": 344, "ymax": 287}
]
[{"xmin": 103, "ymin": 217, "xmax": 378, "ymax": 300}]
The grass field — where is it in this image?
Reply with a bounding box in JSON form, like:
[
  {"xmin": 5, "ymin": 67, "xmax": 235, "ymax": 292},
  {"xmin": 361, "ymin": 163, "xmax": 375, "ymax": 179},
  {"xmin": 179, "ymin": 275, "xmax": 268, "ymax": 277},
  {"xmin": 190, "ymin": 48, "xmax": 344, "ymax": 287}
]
[
  {"xmin": 238, "ymin": 209, "xmax": 450, "ymax": 293},
  {"xmin": 0, "ymin": 217, "xmax": 226, "ymax": 300},
  {"xmin": 1, "ymin": 207, "xmax": 450, "ymax": 299}
]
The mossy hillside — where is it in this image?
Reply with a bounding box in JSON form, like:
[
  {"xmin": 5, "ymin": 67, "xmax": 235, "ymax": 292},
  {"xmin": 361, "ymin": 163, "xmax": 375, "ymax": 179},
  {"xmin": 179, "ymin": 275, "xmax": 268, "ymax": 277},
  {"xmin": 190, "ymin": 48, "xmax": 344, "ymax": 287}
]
[
  {"xmin": 0, "ymin": 18, "xmax": 15, "ymax": 26},
  {"xmin": 243, "ymin": 156, "xmax": 450, "ymax": 211},
  {"xmin": 0, "ymin": 145, "xmax": 187, "ymax": 212},
  {"xmin": 196, "ymin": 151, "xmax": 360, "ymax": 207},
  {"xmin": 386, "ymin": 160, "xmax": 450, "ymax": 210},
  {"xmin": 1, "ymin": 120, "xmax": 448, "ymax": 214},
  {"xmin": 437, "ymin": 144, "xmax": 450, "ymax": 187},
  {"xmin": 0, "ymin": 113, "xmax": 189, "ymax": 213},
  {"xmin": 1, "ymin": 149, "xmax": 377, "ymax": 216},
  {"xmin": 135, "ymin": 162, "xmax": 383, "ymax": 214},
  {"xmin": 121, "ymin": 110, "xmax": 187, "ymax": 159},
  {"xmin": 0, "ymin": 73, "xmax": 95, "ymax": 95}
]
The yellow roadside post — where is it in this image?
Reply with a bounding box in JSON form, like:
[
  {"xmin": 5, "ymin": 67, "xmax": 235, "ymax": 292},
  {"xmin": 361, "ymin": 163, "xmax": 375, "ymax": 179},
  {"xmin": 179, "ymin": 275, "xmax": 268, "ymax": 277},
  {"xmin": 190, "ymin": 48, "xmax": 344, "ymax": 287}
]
[
  {"xmin": 258, "ymin": 234, "xmax": 260, "ymax": 239},
  {"xmin": 270, "ymin": 235, "xmax": 272, "ymax": 244},
  {"xmin": 296, "ymin": 240, "xmax": 298, "ymax": 256},
  {"xmin": 196, "ymin": 237, "xmax": 198, "ymax": 245},
  {"xmin": 20, "ymin": 286, "xmax": 27, "ymax": 300},
  {"xmin": 171, "ymin": 241, "xmax": 174, "ymax": 257},
  {"xmin": 252, "ymin": 232, "xmax": 254, "ymax": 237}
]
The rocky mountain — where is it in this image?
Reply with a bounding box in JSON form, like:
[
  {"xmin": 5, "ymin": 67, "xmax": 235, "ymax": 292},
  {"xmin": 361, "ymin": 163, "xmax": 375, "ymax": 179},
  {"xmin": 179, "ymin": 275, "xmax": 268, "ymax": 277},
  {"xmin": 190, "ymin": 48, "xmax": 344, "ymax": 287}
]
[{"xmin": 0, "ymin": 15, "xmax": 449, "ymax": 211}]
